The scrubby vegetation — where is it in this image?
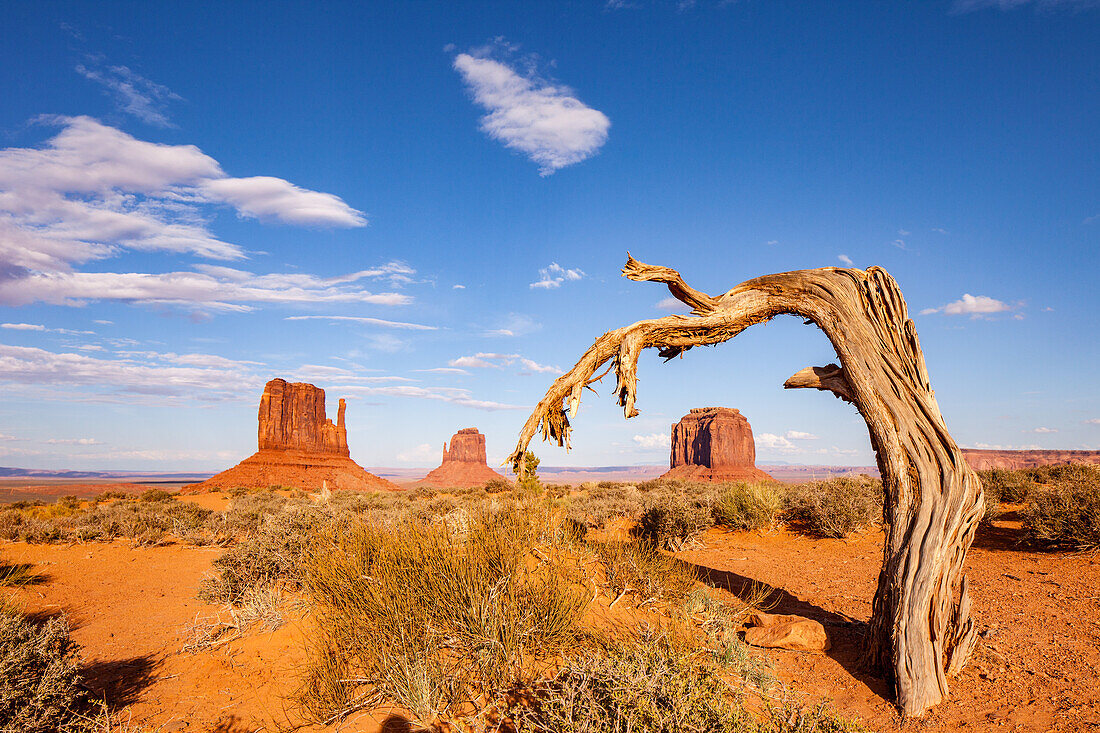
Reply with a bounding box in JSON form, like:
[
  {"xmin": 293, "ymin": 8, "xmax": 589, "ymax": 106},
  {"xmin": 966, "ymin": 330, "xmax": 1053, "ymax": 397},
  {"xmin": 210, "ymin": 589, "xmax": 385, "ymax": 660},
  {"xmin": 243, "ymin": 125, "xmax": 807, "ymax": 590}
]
[
  {"xmin": 0, "ymin": 600, "xmax": 88, "ymax": 733},
  {"xmin": 783, "ymin": 476, "xmax": 883, "ymax": 539},
  {"xmin": 1019, "ymin": 464, "xmax": 1100, "ymax": 550}
]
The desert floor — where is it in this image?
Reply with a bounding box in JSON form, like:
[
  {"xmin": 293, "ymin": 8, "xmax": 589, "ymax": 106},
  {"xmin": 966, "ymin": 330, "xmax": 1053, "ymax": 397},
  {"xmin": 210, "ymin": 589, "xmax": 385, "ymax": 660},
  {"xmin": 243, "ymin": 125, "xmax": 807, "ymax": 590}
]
[{"xmin": 6, "ymin": 500, "xmax": 1100, "ymax": 733}]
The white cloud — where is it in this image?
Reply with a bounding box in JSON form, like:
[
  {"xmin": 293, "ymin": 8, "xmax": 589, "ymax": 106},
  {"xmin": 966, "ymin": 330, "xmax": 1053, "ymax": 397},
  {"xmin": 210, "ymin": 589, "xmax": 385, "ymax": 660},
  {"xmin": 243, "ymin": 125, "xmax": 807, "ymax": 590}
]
[
  {"xmin": 892, "ymin": 239, "xmax": 908, "ymax": 250},
  {"xmin": 0, "ymin": 343, "xmax": 262, "ymax": 402},
  {"xmin": 483, "ymin": 312, "xmax": 540, "ymax": 337},
  {"xmin": 632, "ymin": 433, "xmax": 671, "ymax": 449},
  {"xmin": 1028, "ymin": 427, "xmax": 1058, "ymax": 433},
  {"xmin": 952, "ymin": 0, "xmax": 1098, "ymax": 11},
  {"xmin": 932, "ymin": 227, "xmax": 949, "ymax": 234},
  {"xmin": 284, "ymin": 315, "xmax": 438, "ymax": 331},
  {"xmin": 530, "ymin": 262, "xmax": 586, "ymax": 289},
  {"xmin": 0, "ymin": 116, "xmax": 369, "ymax": 310},
  {"xmin": 837, "ymin": 254, "xmax": 854, "ymax": 266},
  {"xmin": 0, "ymin": 433, "xmax": 20, "ymax": 441},
  {"xmin": 396, "ymin": 443, "xmax": 439, "ymax": 464},
  {"xmin": 968, "ymin": 442, "xmax": 1043, "ymax": 450},
  {"xmin": 45, "ymin": 437, "xmax": 102, "ymax": 445},
  {"xmin": 76, "ymin": 62, "xmax": 181, "ymax": 127},
  {"xmin": 1086, "ymin": 418, "xmax": 1100, "ymax": 425},
  {"xmin": 339, "ymin": 384, "xmax": 524, "ymax": 411},
  {"xmin": 1, "ymin": 323, "xmax": 46, "ymax": 331},
  {"xmin": 656, "ymin": 296, "xmax": 689, "ymax": 313},
  {"xmin": 453, "ymin": 52, "xmax": 610, "ymax": 175},
  {"xmin": 453, "ymin": 284, "xmax": 466, "ymax": 289},
  {"xmin": 766, "ymin": 240, "xmax": 779, "ymax": 246},
  {"xmin": 757, "ymin": 433, "xmax": 798, "ymax": 453},
  {"xmin": 898, "ymin": 229, "xmax": 911, "ymax": 237},
  {"xmin": 414, "ymin": 367, "xmax": 471, "ymax": 375},
  {"xmin": 448, "ymin": 352, "xmax": 560, "ymax": 374},
  {"xmin": 919, "ymin": 294, "xmax": 1013, "ymax": 318},
  {"xmin": 785, "ymin": 430, "xmax": 820, "ymax": 440}
]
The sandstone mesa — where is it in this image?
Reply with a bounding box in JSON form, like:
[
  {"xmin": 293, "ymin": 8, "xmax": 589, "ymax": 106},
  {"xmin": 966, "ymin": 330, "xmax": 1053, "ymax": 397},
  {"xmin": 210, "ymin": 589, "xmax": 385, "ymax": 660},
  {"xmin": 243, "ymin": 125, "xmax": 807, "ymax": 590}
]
[
  {"xmin": 417, "ymin": 427, "xmax": 510, "ymax": 488},
  {"xmin": 660, "ymin": 407, "xmax": 774, "ymax": 483},
  {"xmin": 184, "ymin": 378, "xmax": 397, "ymax": 493}
]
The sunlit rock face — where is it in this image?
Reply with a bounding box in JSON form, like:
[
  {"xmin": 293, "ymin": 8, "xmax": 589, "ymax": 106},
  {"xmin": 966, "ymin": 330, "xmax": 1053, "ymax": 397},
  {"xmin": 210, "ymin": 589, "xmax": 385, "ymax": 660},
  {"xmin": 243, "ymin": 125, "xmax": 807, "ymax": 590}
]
[
  {"xmin": 417, "ymin": 428, "xmax": 510, "ymax": 488},
  {"xmin": 662, "ymin": 407, "xmax": 773, "ymax": 483}
]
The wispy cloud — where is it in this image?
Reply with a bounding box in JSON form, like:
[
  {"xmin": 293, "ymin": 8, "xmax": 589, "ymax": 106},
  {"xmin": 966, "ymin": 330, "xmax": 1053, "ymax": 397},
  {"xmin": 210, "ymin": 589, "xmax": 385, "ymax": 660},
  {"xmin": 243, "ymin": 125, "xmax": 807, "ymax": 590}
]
[
  {"xmin": 785, "ymin": 430, "xmax": 819, "ymax": 440},
  {"xmin": 1086, "ymin": 418, "xmax": 1100, "ymax": 425},
  {"xmin": 284, "ymin": 315, "xmax": 438, "ymax": 331},
  {"xmin": 339, "ymin": 384, "xmax": 524, "ymax": 411},
  {"xmin": 952, "ymin": 0, "xmax": 1099, "ymax": 12},
  {"xmin": 0, "ymin": 116, "xmax": 370, "ymax": 310},
  {"xmin": 967, "ymin": 442, "xmax": 1042, "ymax": 450},
  {"xmin": 482, "ymin": 312, "xmax": 540, "ymax": 337},
  {"xmin": 76, "ymin": 60, "xmax": 182, "ymax": 126},
  {"xmin": 448, "ymin": 352, "xmax": 560, "ymax": 374},
  {"xmin": 1027, "ymin": 426, "xmax": 1058, "ymax": 433},
  {"xmin": 656, "ymin": 296, "xmax": 689, "ymax": 313},
  {"xmin": 1, "ymin": 323, "xmax": 46, "ymax": 331},
  {"xmin": 453, "ymin": 49, "xmax": 610, "ymax": 175},
  {"xmin": 530, "ymin": 262, "xmax": 585, "ymax": 289},
  {"xmin": 45, "ymin": 437, "xmax": 103, "ymax": 445},
  {"xmin": 414, "ymin": 367, "xmax": 470, "ymax": 375},
  {"xmin": 919, "ymin": 294, "xmax": 1014, "ymax": 318},
  {"xmin": 837, "ymin": 254, "xmax": 854, "ymax": 266}
]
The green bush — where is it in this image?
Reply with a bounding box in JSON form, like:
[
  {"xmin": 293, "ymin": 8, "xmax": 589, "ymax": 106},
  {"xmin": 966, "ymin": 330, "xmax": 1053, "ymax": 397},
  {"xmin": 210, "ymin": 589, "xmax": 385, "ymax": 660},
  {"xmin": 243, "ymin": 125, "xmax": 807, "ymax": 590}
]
[
  {"xmin": 634, "ymin": 497, "xmax": 712, "ymax": 550},
  {"xmin": 784, "ymin": 476, "xmax": 882, "ymax": 538},
  {"xmin": 711, "ymin": 483, "xmax": 783, "ymax": 531},
  {"xmin": 0, "ymin": 605, "xmax": 87, "ymax": 733}
]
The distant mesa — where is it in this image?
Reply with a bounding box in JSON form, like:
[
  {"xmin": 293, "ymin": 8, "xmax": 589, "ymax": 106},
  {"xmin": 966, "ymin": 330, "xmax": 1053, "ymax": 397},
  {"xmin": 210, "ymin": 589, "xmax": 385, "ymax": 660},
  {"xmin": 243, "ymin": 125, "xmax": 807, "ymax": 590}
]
[
  {"xmin": 962, "ymin": 449, "xmax": 1100, "ymax": 471},
  {"xmin": 660, "ymin": 407, "xmax": 774, "ymax": 483},
  {"xmin": 183, "ymin": 378, "xmax": 398, "ymax": 493},
  {"xmin": 416, "ymin": 428, "xmax": 510, "ymax": 488}
]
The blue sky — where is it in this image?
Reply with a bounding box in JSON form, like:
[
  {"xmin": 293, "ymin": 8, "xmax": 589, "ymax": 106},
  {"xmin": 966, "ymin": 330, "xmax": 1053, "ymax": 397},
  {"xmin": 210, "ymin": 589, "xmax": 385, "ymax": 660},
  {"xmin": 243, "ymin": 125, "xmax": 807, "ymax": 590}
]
[{"xmin": 0, "ymin": 0, "xmax": 1097, "ymax": 471}]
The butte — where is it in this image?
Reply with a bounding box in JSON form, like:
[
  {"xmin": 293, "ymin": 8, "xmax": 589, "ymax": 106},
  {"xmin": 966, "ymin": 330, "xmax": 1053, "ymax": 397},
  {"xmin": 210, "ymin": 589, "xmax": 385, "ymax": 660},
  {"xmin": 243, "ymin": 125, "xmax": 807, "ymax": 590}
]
[
  {"xmin": 416, "ymin": 428, "xmax": 509, "ymax": 488},
  {"xmin": 660, "ymin": 407, "xmax": 774, "ymax": 483},
  {"xmin": 184, "ymin": 378, "xmax": 398, "ymax": 493}
]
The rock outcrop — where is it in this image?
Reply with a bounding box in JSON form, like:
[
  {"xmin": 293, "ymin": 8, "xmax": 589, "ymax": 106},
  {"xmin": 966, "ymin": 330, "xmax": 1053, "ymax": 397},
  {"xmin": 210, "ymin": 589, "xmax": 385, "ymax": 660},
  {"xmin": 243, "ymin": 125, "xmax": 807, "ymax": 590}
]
[
  {"xmin": 660, "ymin": 407, "xmax": 773, "ymax": 482},
  {"xmin": 183, "ymin": 378, "xmax": 397, "ymax": 493},
  {"xmin": 742, "ymin": 611, "xmax": 830, "ymax": 652},
  {"xmin": 417, "ymin": 428, "xmax": 509, "ymax": 488},
  {"xmin": 962, "ymin": 449, "xmax": 1100, "ymax": 471}
]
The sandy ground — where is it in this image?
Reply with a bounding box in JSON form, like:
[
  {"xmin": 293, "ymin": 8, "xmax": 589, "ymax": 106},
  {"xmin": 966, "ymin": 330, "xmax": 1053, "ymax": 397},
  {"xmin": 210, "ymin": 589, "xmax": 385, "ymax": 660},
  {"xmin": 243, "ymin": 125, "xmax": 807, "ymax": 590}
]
[{"xmin": 5, "ymin": 506, "xmax": 1100, "ymax": 732}]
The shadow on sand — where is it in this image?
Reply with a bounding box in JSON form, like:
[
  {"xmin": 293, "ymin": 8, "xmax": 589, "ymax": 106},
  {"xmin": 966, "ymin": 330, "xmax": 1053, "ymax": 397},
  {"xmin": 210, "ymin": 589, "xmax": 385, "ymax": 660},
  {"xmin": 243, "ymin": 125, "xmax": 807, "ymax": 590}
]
[
  {"xmin": 82, "ymin": 653, "xmax": 161, "ymax": 709},
  {"xmin": 682, "ymin": 559, "xmax": 896, "ymax": 706}
]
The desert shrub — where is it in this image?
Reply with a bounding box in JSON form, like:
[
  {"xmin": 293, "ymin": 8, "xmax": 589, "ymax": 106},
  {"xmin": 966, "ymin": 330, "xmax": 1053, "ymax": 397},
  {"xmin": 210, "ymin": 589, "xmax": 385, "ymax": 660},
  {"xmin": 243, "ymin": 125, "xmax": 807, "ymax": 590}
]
[
  {"xmin": 634, "ymin": 497, "xmax": 712, "ymax": 550},
  {"xmin": 784, "ymin": 476, "xmax": 882, "ymax": 538},
  {"xmin": 570, "ymin": 483, "xmax": 646, "ymax": 527},
  {"xmin": 521, "ymin": 631, "xmax": 752, "ymax": 733},
  {"xmin": 978, "ymin": 469, "xmax": 1034, "ymax": 504},
  {"xmin": 138, "ymin": 488, "xmax": 174, "ymax": 502},
  {"xmin": 515, "ymin": 451, "xmax": 543, "ymax": 494},
  {"xmin": 297, "ymin": 506, "xmax": 588, "ymax": 726},
  {"xmin": 712, "ymin": 482, "xmax": 784, "ymax": 531},
  {"xmin": 200, "ymin": 504, "xmax": 329, "ymax": 603},
  {"xmin": 0, "ymin": 605, "xmax": 87, "ymax": 733},
  {"xmin": 593, "ymin": 539, "xmax": 695, "ymax": 601},
  {"xmin": 484, "ymin": 477, "xmax": 512, "ymax": 494},
  {"xmin": 1023, "ymin": 485, "xmax": 1100, "ymax": 549}
]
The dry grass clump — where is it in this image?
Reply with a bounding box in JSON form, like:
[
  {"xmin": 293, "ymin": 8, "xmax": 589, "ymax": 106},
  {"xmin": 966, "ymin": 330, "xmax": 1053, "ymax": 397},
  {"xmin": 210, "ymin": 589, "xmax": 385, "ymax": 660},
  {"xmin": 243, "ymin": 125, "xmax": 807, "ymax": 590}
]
[
  {"xmin": 297, "ymin": 502, "xmax": 589, "ymax": 726},
  {"xmin": 0, "ymin": 601, "xmax": 87, "ymax": 733},
  {"xmin": 711, "ymin": 482, "xmax": 784, "ymax": 531},
  {"xmin": 783, "ymin": 476, "xmax": 882, "ymax": 539},
  {"xmin": 634, "ymin": 497, "xmax": 712, "ymax": 550},
  {"xmin": 978, "ymin": 468, "xmax": 1034, "ymax": 504},
  {"xmin": 593, "ymin": 540, "xmax": 695, "ymax": 603},
  {"xmin": 1022, "ymin": 464, "xmax": 1100, "ymax": 550},
  {"xmin": 519, "ymin": 630, "xmax": 753, "ymax": 733}
]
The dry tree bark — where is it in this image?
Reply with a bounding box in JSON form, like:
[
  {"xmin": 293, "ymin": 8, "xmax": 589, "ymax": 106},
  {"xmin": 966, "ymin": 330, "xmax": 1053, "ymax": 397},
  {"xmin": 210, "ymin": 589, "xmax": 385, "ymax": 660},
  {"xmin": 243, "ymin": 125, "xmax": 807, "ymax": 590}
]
[{"xmin": 507, "ymin": 255, "xmax": 984, "ymax": 717}]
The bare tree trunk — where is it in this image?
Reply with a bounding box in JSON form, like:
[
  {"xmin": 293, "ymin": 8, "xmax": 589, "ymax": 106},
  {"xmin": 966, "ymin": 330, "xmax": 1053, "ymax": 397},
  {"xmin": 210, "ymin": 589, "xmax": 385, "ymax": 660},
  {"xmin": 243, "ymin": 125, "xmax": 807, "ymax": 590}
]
[{"xmin": 507, "ymin": 256, "xmax": 984, "ymax": 717}]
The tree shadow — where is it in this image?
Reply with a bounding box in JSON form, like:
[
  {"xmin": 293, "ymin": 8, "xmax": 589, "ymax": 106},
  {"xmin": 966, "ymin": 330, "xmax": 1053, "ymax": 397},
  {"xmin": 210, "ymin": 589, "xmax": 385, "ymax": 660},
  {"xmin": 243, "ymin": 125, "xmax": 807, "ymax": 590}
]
[
  {"xmin": 380, "ymin": 714, "xmax": 430, "ymax": 733},
  {"xmin": 211, "ymin": 715, "xmax": 252, "ymax": 733},
  {"xmin": 82, "ymin": 654, "xmax": 161, "ymax": 708},
  {"xmin": 683, "ymin": 559, "xmax": 895, "ymax": 704},
  {"xmin": 0, "ymin": 561, "xmax": 49, "ymax": 587}
]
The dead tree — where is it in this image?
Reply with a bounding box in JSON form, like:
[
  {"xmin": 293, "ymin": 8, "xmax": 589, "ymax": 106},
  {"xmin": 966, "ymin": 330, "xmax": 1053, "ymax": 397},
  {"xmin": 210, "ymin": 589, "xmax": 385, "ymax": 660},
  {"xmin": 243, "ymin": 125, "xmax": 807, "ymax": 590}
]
[{"xmin": 507, "ymin": 255, "xmax": 984, "ymax": 717}]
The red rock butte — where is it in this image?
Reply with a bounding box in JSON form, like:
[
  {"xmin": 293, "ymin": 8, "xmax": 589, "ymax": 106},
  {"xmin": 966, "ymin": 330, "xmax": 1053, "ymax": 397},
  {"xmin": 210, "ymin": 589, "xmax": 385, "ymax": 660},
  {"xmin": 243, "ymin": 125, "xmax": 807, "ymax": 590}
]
[
  {"xmin": 417, "ymin": 428, "xmax": 509, "ymax": 488},
  {"xmin": 962, "ymin": 449, "xmax": 1100, "ymax": 471},
  {"xmin": 660, "ymin": 407, "xmax": 774, "ymax": 483},
  {"xmin": 183, "ymin": 378, "xmax": 398, "ymax": 493}
]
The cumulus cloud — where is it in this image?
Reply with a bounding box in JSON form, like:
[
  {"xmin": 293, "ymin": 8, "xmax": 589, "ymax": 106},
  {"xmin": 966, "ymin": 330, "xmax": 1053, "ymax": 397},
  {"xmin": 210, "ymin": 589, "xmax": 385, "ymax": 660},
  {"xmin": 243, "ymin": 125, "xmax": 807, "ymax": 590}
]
[
  {"xmin": 453, "ymin": 51, "xmax": 610, "ymax": 175},
  {"xmin": 919, "ymin": 294, "xmax": 1013, "ymax": 318},
  {"xmin": 837, "ymin": 254, "xmax": 854, "ymax": 266},
  {"xmin": 1027, "ymin": 427, "xmax": 1058, "ymax": 433},
  {"xmin": 530, "ymin": 262, "xmax": 585, "ymax": 289},
  {"xmin": 0, "ymin": 116, "xmax": 370, "ymax": 310},
  {"xmin": 1, "ymin": 323, "xmax": 46, "ymax": 331},
  {"xmin": 756, "ymin": 433, "xmax": 798, "ymax": 453},
  {"xmin": 76, "ymin": 61, "xmax": 182, "ymax": 126},
  {"xmin": 785, "ymin": 430, "xmax": 820, "ymax": 440},
  {"xmin": 284, "ymin": 315, "xmax": 437, "ymax": 331},
  {"xmin": 448, "ymin": 352, "xmax": 560, "ymax": 374},
  {"xmin": 632, "ymin": 433, "xmax": 671, "ymax": 449}
]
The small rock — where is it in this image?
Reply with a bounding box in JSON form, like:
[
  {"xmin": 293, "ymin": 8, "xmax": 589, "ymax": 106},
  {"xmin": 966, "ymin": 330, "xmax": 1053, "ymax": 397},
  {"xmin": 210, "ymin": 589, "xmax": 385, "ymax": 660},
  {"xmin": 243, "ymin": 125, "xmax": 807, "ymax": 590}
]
[{"xmin": 743, "ymin": 611, "xmax": 830, "ymax": 652}]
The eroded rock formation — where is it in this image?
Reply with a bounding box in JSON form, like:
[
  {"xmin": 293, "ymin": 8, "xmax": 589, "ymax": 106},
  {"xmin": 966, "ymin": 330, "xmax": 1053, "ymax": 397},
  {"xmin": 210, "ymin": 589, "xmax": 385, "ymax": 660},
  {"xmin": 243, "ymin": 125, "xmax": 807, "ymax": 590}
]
[
  {"xmin": 660, "ymin": 407, "xmax": 773, "ymax": 482},
  {"xmin": 417, "ymin": 428, "xmax": 509, "ymax": 487},
  {"xmin": 962, "ymin": 449, "xmax": 1100, "ymax": 471},
  {"xmin": 184, "ymin": 378, "xmax": 397, "ymax": 493}
]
